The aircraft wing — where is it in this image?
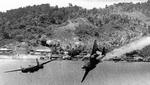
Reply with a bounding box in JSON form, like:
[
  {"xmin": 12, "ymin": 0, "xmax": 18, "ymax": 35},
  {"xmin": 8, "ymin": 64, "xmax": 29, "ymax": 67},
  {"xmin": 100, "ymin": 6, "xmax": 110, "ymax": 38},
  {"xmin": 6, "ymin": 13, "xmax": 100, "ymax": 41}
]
[
  {"xmin": 41, "ymin": 58, "xmax": 57, "ymax": 65},
  {"xmin": 81, "ymin": 69, "xmax": 90, "ymax": 83},
  {"xmin": 91, "ymin": 40, "xmax": 99, "ymax": 56},
  {"xmin": 4, "ymin": 69, "xmax": 22, "ymax": 73}
]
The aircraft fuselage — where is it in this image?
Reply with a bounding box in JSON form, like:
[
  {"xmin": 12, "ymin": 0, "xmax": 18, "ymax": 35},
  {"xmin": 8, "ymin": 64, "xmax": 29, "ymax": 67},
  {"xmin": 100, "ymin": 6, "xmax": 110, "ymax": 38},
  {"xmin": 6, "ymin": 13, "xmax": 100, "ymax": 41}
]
[{"xmin": 21, "ymin": 65, "xmax": 44, "ymax": 73}]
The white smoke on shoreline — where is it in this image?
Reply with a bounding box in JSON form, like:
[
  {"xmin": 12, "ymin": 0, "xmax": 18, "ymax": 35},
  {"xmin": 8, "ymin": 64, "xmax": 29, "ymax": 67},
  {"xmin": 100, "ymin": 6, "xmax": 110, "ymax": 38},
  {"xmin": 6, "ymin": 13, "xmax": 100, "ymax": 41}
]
[{"xmin": 104, "ymin": 36, "xmax": 150, "ymax": 59}]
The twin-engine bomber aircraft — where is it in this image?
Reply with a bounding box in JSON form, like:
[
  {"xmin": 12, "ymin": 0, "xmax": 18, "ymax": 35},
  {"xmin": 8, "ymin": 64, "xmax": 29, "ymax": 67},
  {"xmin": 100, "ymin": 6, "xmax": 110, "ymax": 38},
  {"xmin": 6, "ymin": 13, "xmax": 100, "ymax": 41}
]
[
  {"xmin": 5, "ymin": 40, "xmax": 106, "ymax": 83},
  {"xmin": 81, "ymin": 40, "xmax": 106, "ymax": 83},
  {"xmin": 4, "ymin": 58, "xmax": 56, "ymax": 73}
]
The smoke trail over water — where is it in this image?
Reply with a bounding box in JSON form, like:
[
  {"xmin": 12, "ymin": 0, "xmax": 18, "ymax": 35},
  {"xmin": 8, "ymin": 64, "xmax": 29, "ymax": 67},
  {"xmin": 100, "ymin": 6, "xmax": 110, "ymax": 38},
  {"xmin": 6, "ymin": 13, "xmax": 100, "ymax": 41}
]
[{"xmin": 104, "ymin": 36, "xmax": 150, "ymax": 59}]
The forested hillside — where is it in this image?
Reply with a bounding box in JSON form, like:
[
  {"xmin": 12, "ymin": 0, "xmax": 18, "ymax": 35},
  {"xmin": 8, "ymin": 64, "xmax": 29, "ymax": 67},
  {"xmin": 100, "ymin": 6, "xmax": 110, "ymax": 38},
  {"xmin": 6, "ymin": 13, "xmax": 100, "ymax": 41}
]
[{"xmin": 0, "ymin": 1, "xmax": 150, "ymax": 52}]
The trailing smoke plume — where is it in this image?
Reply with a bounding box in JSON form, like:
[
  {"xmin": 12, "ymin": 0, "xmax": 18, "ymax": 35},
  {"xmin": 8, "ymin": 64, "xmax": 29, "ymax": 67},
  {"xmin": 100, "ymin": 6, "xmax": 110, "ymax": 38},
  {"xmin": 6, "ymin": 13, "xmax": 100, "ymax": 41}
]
[{"xmin": 104, "ymin": 36, "xmax": 150, "ymax": 59}]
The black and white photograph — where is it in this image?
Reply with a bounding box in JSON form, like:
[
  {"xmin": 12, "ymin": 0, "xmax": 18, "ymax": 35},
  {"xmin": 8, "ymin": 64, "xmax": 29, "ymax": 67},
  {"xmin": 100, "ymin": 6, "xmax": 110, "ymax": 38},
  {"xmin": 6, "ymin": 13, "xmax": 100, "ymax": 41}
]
[{"xmin": 0, "ymin": 0, "xmax": 150, "ymax": 85}]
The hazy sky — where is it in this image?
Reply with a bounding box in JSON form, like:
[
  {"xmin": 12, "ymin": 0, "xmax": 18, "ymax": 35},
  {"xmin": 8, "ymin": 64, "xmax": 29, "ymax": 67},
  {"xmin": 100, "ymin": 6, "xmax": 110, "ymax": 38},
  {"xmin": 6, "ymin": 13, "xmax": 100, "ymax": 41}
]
[{"xmin": 0, "ymin": 0, "xmax": 148, "ymax": 12}]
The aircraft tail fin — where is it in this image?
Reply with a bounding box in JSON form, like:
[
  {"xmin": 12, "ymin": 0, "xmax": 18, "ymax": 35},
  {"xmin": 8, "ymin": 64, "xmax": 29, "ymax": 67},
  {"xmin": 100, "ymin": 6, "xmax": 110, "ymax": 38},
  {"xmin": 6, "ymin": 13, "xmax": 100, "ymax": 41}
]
[
  {"xmin": 102, "ymin": 47, "xmax": 106, "ymax": 56},
  {"xmin": 36, "ymin": 58, "xmax": 40, "ymax": 65}
]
